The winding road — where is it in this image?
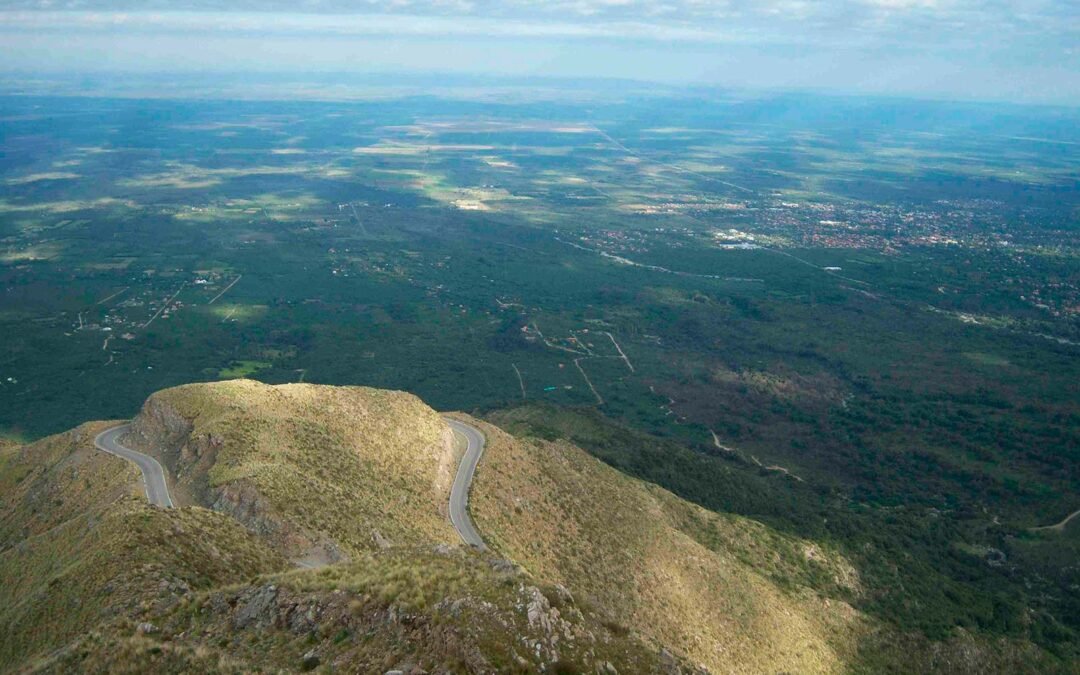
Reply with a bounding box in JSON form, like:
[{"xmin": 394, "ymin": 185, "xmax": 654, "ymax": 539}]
[
  {"xmin": 445, "ymin": 417, "xmax": 488, "ymax": 550},
  {"xmin": 94, "ymin": 416, "xmax": 489, "ymax": 549},
  {"xmin": 94, "ymin": 425, "xmax": 174, "ymax": 508}
]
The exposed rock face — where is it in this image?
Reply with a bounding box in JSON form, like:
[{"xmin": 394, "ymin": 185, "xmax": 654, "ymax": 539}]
[
  {"xmin": 211, "ymin": 480, "xmax": 347, "ymax": 565},
  {"xmin": 518, "ymin": 584, "xmax": 594, "ymax": 667},
  {"xmin": 287, "ymin": 600, "xmax": 323, "ymax": 635},
  {"xmin": 234, "ymin": 585, "xmax": 279, "ymax": 630},
  {"xmin": 213, "ymin": 482, "xmax": 274, "ymax": 536},
  {"xmin": 525, "ymin": 586, "xmax": 558, "ymax": 635},
  {"xmin": 124, "ymin": 394, "xmax": 211, "ymax": 505},
  {"xmin": 127, "ymin": 394, "xmax": 194, "ymax": 455},
  {"xmin": 185, "ymin": 580, "xmax": 506, "ymax": 673}
]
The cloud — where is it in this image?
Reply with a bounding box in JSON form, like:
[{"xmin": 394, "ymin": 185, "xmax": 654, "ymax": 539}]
[
  {"xmin": 0, "ymin": 0, "xmax": 1076, "ymax": 103},
  {"xmin": 1, "ymin": 2, "xmax": 1075, "ymax": 50},
  {"xmin": 0, "ymin": 11, "xmax": 761, "ymax": 50},
  {"xmin": 0, "ymin": 0, "xmax": 1072, "ymax": 29}
]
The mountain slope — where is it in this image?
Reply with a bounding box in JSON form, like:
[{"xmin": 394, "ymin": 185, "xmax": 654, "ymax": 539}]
[
  {"xmin": 33, "ymin": 545, "xmax": 671, "ymax": 674},
  {"xmin": 0, "ymin": 381, "xmax": 1065, "ymax": 673},
  {"xmin": 0, "ymin": 423, "xmax": 286, "ymax": 669},
  {"xmin": 463, "ymin": 415, "xmax": 865, "ymax": 674}
]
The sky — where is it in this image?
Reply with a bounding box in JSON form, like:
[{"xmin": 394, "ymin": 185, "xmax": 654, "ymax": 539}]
[{"xmin": 0, "ymin": 0, "xmax": 1077, "ymax": 104}]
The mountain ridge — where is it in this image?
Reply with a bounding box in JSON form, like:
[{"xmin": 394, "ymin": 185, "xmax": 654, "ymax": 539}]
[{"xmin": 0, "ymin": 380, "xmax": 1066, "ymax": 673}]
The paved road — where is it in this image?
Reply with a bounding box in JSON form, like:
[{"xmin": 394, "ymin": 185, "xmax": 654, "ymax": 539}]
[
  {"xmin": 445, "ymin": 417, "xmax": 487, "ymax": 550},
  {"xmin": 94, "ymin": 425, "xmax": 174, "ymax": 508}
]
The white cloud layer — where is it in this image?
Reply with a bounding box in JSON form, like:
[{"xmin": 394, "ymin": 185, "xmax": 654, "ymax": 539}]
[
  {"xmin": 0, "ymin": 1, "xmax": 1076, "ymax": 103},
  {"xmin": 2, "ymin": 0, "xmax": 1076, "ymax": 46}
]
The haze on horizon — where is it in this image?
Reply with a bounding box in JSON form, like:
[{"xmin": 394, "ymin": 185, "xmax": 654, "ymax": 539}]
[{"xmin": 0, "ymin": 0, "xmax": 1077, "ymax": 105}]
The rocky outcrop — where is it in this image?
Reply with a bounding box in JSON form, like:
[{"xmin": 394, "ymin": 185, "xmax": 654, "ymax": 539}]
[
  {"xmin": 211, "ymin": 480, "xmax": 347, "ymax": 565},
  {"xmin": 189, "ymin": 581, "xmax": 502, "ymax": 673},
  {"xmin": 123, "ymin": 394, "xmax": 213, "ymax": 505},
  {"xmin": 126, "ymin": 394, "xmax": 194, "ymax": 457},
  {"xmin": 517, "ymin": 584, "xmax": 598, "ymax": 668},
  {"xmin": 233, "ymin": 584, "xmax": 279, "ymax": 630}
]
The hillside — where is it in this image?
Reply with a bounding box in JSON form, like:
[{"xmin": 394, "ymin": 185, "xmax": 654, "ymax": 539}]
[
  {"xmin": 0, "ymin": 385, "xmax": 669, "ymax": 674},
  {"xmin": 0, "ymin": 381, "xmax": 1067, "ymax": 673},
  {"xmin": 123, "ymin": 380, "xmax": 461, "ymax": 564},
  {"xmin": 33, "ymin": 544, "xmax": 676, "ymax": 674},
  {"xmin": 479, "ymin": 407, "xmax": 1067, "ymax": 674},
  {"xmin": 0, "ymin": 423, "xmax": 286, "ymax": 669},
  {"xmin": 461, "ymin": 414, "xmax": 866, "ymax": 673}
]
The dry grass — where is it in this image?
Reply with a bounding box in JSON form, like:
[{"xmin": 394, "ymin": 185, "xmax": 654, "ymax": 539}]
[
  {"xmin": 36, "ymin": 547, "xmax": 666, "ymax": 674},
  {"xmin": 127, "ymin": 380, "xmax": 460, "ymax": 560},
  {"xmin": 0, "ymin": 383, "xmax": 1057, "ymax": 673},
  {"xmin": 0, "ymin": 423, "xmax": 285, "ymax": 670},
  {"xmin": 32, "ymin": 634, "xmax": 254, "ymax": 674},
  {"xmin": 0, "ymin": 422, "xmax": 140, "ymax": 540},
  {"xmin": 462, "ymin": 414, "xmax": 869, "ymax": 674}
]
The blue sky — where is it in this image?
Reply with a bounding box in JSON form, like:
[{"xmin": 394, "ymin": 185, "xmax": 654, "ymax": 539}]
[{"xmin": 0, "ymin": 0, "xmax": 1077, "ymax": 104}]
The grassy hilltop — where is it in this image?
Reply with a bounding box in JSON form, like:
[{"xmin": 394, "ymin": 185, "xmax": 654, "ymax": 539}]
[{"xmin": 124, "ymin": 380, "xmax": 461, "ymax": 563}]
